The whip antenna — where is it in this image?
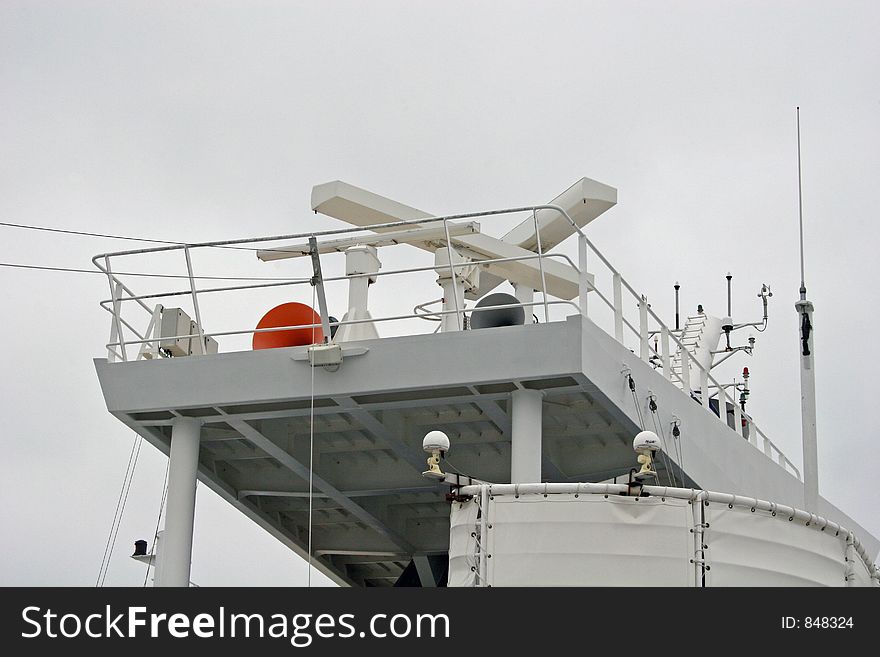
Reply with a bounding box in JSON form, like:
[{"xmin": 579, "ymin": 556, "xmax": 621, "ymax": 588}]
[{"xmin": 797, "ymin": 107, "xmax": 807, "ymax": 301}]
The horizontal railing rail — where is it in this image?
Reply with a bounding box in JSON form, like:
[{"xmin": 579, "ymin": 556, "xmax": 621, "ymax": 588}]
[{"xmin": 94, "ymin": 201, "xmax": 800, "ymax": 480}]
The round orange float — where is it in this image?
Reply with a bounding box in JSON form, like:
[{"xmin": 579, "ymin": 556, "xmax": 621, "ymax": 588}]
[{"xmin": 252, "ymin": 302, "xmax": 323, "ymax": 350}]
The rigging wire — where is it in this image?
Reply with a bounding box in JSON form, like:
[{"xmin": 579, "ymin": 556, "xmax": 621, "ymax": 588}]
[
  {"xmin": 0, "ymin": 220, "xmax": 259, "ymax": 251},
  {"xmin": 0, "ymin": 261, "xmax": 310, "ymax": 282},
  {"xmin": 1, "ymin": 220, "xmax": 317, "ymax": 280},
  {"xmin": 95, "ymin": 433, "xmax": 139, "ymax": 586},
  {"xmin": 143, "ymin": 458, "xmax": 171, "ymax": 587},
  {"xmin": 648, "ymin": 397, "xmax": 677, "ymax": 488},
  {"xmin": 627, "ymin": 374, "xmax": 645, "ymax": 430},
  {"xmin": 96, "ymin": 432, "xmax": 143, "ymax": 587},
  {"xmin": 671, "ymin": 420, "xmax": 685, "ymax": 480}
]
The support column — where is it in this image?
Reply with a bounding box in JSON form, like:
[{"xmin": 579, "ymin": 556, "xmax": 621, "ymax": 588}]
[
  {"xmin": 510, "ymin": 389, "xmax": 543, "ymax": 484},
  {"xmin": 413, "ymin": 555, "xmax": 437, "ymax": 588},
  {"xmin": 153, "ymin": 530, "xmax": 165, "ymax": 586},
  {"xmin": 336, "ymin": 245, "xmax": 380, "ymax": 343},
  {"xmin": 512, "ymin": 283, "xmax": 535, "ymax": 324},
  {"xmin": 157, "ymin": 417, "xmax": 201, "ymax": 587},
  {"xmin": 796, "ymin": 299, "xmax": 818, "ymax": 512}
]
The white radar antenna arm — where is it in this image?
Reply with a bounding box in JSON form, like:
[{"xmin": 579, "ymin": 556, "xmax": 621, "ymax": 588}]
[{"xmin": 303, "ymin": 178, "xmax": 616, "ymax": 301}]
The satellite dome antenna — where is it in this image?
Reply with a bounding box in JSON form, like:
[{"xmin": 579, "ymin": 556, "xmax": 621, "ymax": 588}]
[{"xmin": 795, "ymin": 107, "xmax": 819, "ymax": 513}]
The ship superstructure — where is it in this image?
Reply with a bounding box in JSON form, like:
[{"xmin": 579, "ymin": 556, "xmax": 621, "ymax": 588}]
[{"xmin": 93, "ymin": 177, "xmax": 879, "ymax": 587}]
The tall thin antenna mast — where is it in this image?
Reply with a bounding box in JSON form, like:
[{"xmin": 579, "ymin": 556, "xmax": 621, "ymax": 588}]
[
  {"xmin": 797, "ymin": 107, "xmax": 807, "ymax": 301},
  {"xmin": 795, "ymin": 106, "xmax": 818, "ymax": 513}
]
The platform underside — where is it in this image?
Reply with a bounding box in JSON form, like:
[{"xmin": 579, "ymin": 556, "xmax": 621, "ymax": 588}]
[{"xmin": 94, "ymin": 315, "xmax": 878, "ymax": 585}]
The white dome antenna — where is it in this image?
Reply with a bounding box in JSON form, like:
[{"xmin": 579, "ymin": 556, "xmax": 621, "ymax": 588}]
[
  {"xmin": 633, "ymin": 430, "xmax": 660, "ymax": 480},
  {"xmin": 422, "ymin": 430, "xmax": 450, "ymax": 480}
]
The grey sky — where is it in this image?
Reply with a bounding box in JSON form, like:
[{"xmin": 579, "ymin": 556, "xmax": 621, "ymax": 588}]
[{"xmin": 1, "ymin": 1, "xmax": 878, "ymax": 585}]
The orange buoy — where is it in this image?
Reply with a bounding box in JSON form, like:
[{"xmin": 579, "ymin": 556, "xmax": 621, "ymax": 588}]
[{"xmin": 252, "ymin": 302, "xmax": 323, "ymax": 350}]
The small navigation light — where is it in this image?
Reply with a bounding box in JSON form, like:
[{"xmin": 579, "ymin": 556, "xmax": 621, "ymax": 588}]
[{"xmin": 422, "ymin": 431, "xmax": 450, "ymax": 480}]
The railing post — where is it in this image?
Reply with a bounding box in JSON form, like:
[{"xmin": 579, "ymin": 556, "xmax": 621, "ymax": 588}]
[
  {"xmin": 763, "ymin": 436, "xmax": 772, "ymax": 457},
  {"xmin": 844, "ymin": 533, "xmax": 856, "ymax": 587},
  {"xmin": 532, "ymin": 210, "xmax": 550, "ymax": 324},
  {"xmin": 183, "ymin": 247, "xmax": 207, "ymax": 352},
  {"xmin": 578, "ymin": 234, "xmax": 588, "ymax": 318},
  {"xmin": 680, "ymin": 346, "xmax": 691, "ymax": 393},
  {"xmin": 733, "ymin": 393, "xmax": 744, "ymax": 438},
  {"xmin": 612, "ymin": 273, "xmax": 623, "ymax": 342},
  {"xmin": 700, "ymin": 369, "xmax": 710, "ymax": 410},
  {"xmin": 104, "ymin": 256, "xmax": 127, "ymax": 362},
  {"xmin": 107, "ymin": 285, "xmax": 120, "ymax": 364},
  {"xmin": 717, "ymin": 389, "xmax": 727, "ymax": 427},
  {"xmin": 661, "ymin": 326, "xmax": 671, "ymax": 379},
  {"xmin": 442, "ymin": 219, "xmax": 463, "ymax": 331},
  {"xmin": 639, "ymin": 295, "xmax": 649, "ymax": 363}
]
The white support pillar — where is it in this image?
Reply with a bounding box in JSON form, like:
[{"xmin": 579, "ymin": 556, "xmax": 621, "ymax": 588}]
[
  {"xmin": 335, "ymin": 245, "xmax": 380, "ymax": 343},
  {"xmin": 513, "ymin": 283, "xmax": 535, "ymax": 324},
  {"xmin": 578, "ymin": 234, "xmax": 588, "ymax": 318},
  {"xmin": 510, "ymin": 389, "xmax": 543, "ymax": 484},
  {"xmin": 152, "ymin": 530, "xmax": 165, "ymax": 587},
  {"xmin": 157, "ymin": 417, "xmax": 201, "ymax": 587},
  {"xmin": 413, "ymin": 555, "xmax": 437, "ymax": 588},
  {"xmin": 796, "ymin": 299, "xmax": 819, "ymax": 512}
]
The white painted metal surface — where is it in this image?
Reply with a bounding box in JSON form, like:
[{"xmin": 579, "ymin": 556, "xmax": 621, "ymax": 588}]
[
  {"xmin": 448, "ymin": 498, "xmax": 480, "ymax": 587},
  {"xmin": 90, "ymin": 176, "xmax": 879, "ymax": 586},
  {"xmin": 484, "ymin": 494, "xmax": 693, "ymax": 586},
  {"xmin": 797, "ymin": 299, "xmax": 819, "ymax": 512},
  {"xmin": 510, "ymin": 389, "xmax": 543, "ymax": 484},
  {"xmin": 704, "ymin": 503, "xmax": 843, "ymax": 586},
  {"xmin": 334, "ymin": 245, "xmax": 380, "ymax": 343},
  {"xmin": 157, "ymin": 417, "xmax": 201, "ymax": 587},
  {"xmin": 450, "ymin": 484, "xmax": 879, "ymax": 587},
  {"xmin": 310, "ymin": 178, "xmax": 605, "ymax": 300}
]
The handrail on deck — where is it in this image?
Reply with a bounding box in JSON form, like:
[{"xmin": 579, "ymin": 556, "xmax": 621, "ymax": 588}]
[{"xmin": 93, "ymin": 202, "xmax": 800, "ymax": 481}]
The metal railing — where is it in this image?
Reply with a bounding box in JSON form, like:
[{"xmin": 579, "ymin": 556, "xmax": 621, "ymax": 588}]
[{"xmin": 93, "ymin": 202, "xmax": 799, "ymax": 480}]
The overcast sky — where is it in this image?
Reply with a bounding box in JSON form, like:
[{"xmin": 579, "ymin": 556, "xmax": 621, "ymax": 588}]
[{"xmin": 1, "ymin": 1, "xmax": 878, "ymax": 586}]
